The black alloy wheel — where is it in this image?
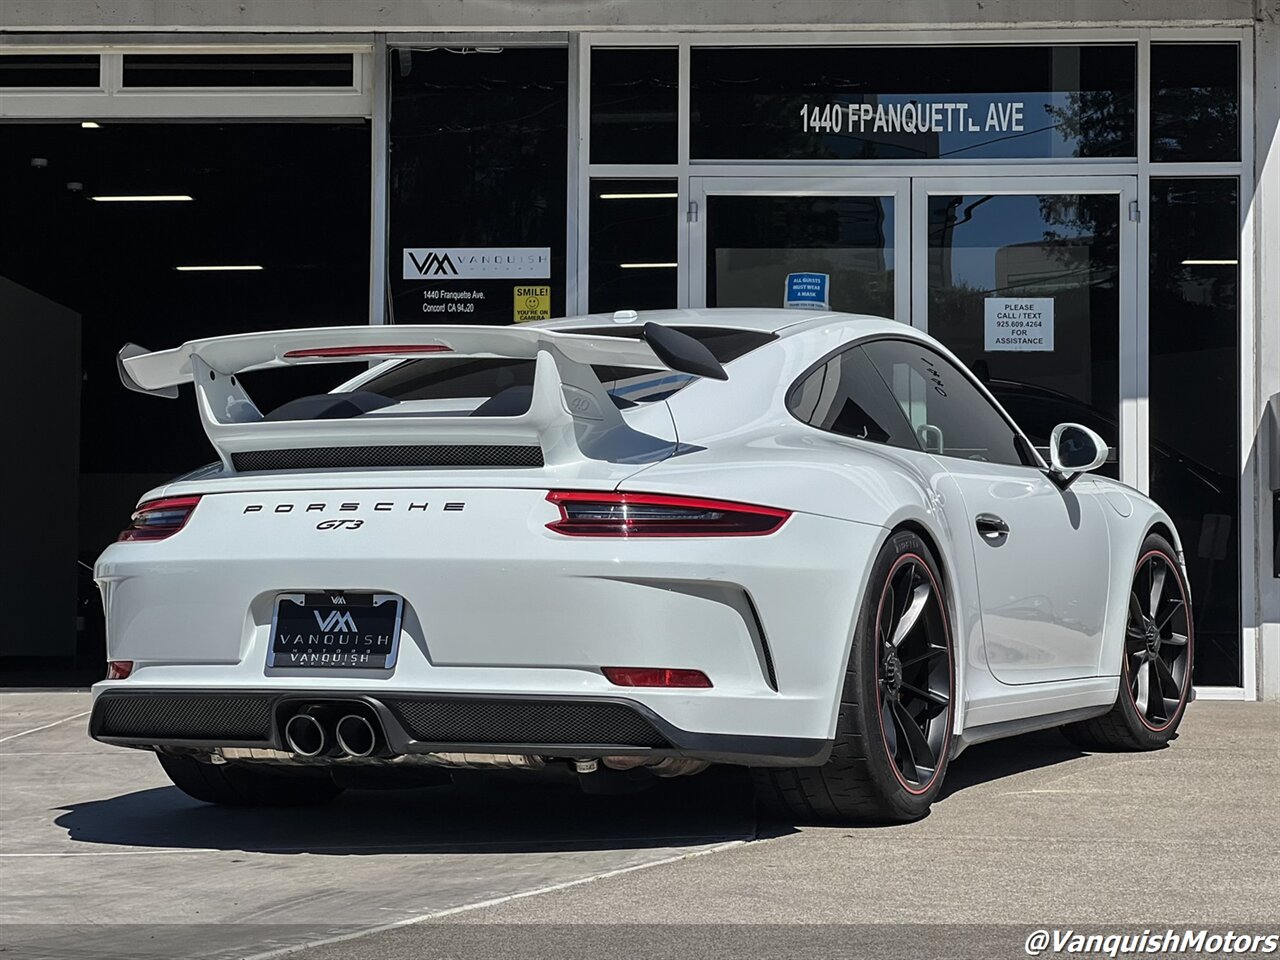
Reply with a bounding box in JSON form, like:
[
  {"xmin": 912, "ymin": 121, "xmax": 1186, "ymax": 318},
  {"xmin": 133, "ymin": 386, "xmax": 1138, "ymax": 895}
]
[
  {"xmin": 1060, "ymin": 533, "xmax": 1194, "ymax": 751},
  {"xmin": 874, "ymin": 554, "xmax": 953, "ymax": 794},
  {"xmin": 752, "ymin": 529, "xmax": 955, "ymax": 824},
  {"xmin": 1123, "ymin": 550, "xmax": 1192, "ymax": 731}
]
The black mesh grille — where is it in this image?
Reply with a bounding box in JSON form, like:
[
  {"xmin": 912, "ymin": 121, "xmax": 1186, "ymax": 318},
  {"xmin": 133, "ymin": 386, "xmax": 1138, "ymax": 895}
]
[
  {"xmin": 386, "ymin": 698, "xmax": 670, "ymax": 748},
  {"xmin": 231, "ymin": 444, "xmax": 543, "ymax": 472},
  {"xmin": 93, "ymin": 693, "xmax": 669, "ymax": 749},
  {"xmin": 95, "ymin": 694, "xmax": 273, "ymax": 741}
]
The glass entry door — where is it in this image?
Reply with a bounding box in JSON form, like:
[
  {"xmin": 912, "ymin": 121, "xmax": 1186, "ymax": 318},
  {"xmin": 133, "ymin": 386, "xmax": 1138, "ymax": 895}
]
[
  {"xmin": 689, "ymin": 178, "xmax": 910, "ymax": 321},
  {"xmin": 690, "ymin": 175, "xmax": 1138, "ymax": 486},
  {"xmin": 912, "ymin": 177, "xmax": 1139, "ymax": 486}
]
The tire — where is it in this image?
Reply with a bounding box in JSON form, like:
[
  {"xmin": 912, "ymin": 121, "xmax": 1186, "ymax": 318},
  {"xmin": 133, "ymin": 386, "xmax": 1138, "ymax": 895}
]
[
  {"xmin": 157, "ymin": 753, "xmax": 345, "ymax": 807},
  {"xmin": 1060, "ymin": 533, "xmax": 1193, "ymax": 752},
  {"xmin": 753, "ymin": 529, "xmax": 956, "ymax": 824}
]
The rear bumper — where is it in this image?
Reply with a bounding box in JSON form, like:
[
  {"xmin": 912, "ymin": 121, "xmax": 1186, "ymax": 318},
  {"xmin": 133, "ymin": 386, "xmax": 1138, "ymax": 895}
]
[
  {"xmin": 88, "ymin": 688, "xmax": 831, "ymax": 766},
  {"xmin": 95, "ymin": 492, "xmax": 886, "ymax": 745}
]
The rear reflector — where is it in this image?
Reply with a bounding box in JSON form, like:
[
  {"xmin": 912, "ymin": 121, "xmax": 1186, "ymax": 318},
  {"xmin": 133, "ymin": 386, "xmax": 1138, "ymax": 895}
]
[
  {"xmin": 117, "ymin": 496, "xmax": 201, "ymax": 542},
  {"xmin": 603, "ymin": 667, "xmax": 712, "ymax": 688},
  {"xmin": 106, "ymin": 660, "xmax": 134, "ymax": 680},
  {"xmin": 283, "ymin": 344, "xmax": 451, "ymax": 359},
  {"xmin": 546, "ymin": 491, "xmax": 789, "ymax": 538}
]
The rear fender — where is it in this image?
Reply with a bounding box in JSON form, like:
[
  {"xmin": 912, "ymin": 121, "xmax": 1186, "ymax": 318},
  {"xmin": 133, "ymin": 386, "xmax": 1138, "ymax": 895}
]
[{"xmin": 1090, "ymin": 481, "xmax": 1191, "ymax": 679}]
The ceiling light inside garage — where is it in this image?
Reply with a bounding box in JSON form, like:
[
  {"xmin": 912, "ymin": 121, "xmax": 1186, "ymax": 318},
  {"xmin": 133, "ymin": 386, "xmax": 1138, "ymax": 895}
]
[
  {"xmin": 619, "ymin": 262, "xmax": 677, "ymax": 269},
  {"xmin": 175, "ymin": 264, "xmax": 263, "ymax": 271},
  {"xmin": 81, "ymin": 121, "xmax": 100, "ymax": 129},
  {"xmin": 1180, "ymin": 259, "xmax": 1237, "ymax": 265},
  {"xmin": 598, "ymin": 192, "xmax": 679, "ymax": 200},
  {"xmin": 91, "ymin": 194, "xmax": 192, "ymax": 202}
]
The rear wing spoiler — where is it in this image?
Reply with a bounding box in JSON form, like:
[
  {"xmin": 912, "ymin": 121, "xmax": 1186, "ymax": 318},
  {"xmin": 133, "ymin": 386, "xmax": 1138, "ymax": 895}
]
[{"xmin": 116, "ymin": 323, "xmax": 725, "ymax": 470}]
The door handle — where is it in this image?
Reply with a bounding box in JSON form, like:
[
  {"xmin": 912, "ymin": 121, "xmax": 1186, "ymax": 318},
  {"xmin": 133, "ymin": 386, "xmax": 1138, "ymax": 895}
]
[{"xmin": 975, "ymin": 513, "xmax": 1010, "ymax": 540}]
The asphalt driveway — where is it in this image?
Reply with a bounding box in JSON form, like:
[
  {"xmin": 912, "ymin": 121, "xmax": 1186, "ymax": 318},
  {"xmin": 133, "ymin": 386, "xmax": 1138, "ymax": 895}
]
[{"xmin": 1, "ymin": 693, "xmax": 1275, "ymax": 960}]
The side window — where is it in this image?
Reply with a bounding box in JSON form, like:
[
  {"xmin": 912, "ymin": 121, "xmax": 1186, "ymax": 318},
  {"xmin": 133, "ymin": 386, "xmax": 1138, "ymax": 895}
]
[
  {"xmin": 860, "ymin": 340, "xmax": 1030, "ymax": 467},
  {"xmin": 787, "ymin": 346, "xmax": 919, "ymax": 450}
]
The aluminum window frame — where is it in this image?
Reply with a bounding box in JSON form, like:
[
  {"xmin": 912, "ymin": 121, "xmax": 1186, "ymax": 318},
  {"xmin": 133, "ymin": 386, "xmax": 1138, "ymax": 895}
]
[
  {"xmin": 0, "ymin": 41, "xmax": 374, "ymax": 117},
  {"xmin": 1, "ymin": 38, "xmax": 380, "ymax": 315},
  {"xmin": 577, "ymin": 26, "xmax": 1256, "ymax": 698},
  {"xmin": 380, "ymin": 34, "xmax": 576, "ymax": 328},
  {"xmin": 910, "ymin": 174, "xmax": 1140, "ymax": 488},
  {"xmin": 687, "ymin": 176, "xmax": 911, "ymax": 322}
]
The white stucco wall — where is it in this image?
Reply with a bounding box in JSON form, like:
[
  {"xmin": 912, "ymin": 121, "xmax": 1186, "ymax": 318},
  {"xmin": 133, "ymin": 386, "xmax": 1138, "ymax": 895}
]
[
  {"xmin": 1255, "ymin": 0, "xmax": 1280, "ymax": 700},
  {"xmin": 0, "ymin": 0, "xmax": 1260, "ymax": 33}
]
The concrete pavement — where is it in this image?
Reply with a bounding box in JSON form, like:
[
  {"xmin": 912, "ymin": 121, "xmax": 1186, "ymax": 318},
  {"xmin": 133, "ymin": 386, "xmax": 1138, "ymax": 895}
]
[
  {"xmin": 0, "ymin": 692, "xmax": 754, "ymax": 960},
  {"xmin": 0, "ymin": 693, "xmax": 1275, "ymax": 960}
]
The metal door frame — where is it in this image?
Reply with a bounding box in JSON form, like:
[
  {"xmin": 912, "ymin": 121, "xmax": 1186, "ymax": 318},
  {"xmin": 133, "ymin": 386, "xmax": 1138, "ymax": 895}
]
[
  {"xmin": 688, "ymin": 177, "xmax": 912, "ymax": 324},
  {"xmin": 910, "ymin": 176, "xmax": 1142, "ymax": 492}
]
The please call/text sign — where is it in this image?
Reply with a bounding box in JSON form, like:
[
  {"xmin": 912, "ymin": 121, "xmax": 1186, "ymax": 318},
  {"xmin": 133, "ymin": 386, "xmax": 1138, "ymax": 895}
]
[{"xmin": 984, "ymin": 298, "xmax": 1054, "ymax": 352}]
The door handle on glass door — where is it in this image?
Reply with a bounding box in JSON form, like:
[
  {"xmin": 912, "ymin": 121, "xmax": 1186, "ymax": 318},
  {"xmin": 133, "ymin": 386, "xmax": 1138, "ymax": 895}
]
[{"xmin": 975, "ymin": 514, "xmax": 1010, "ymax": 540}]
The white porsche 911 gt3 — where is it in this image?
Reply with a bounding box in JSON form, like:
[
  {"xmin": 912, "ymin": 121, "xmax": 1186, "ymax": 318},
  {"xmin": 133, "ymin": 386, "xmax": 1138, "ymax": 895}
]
[{"xmin": 91, "ymin": 308, "xmax": 1193, "ymax": 823}]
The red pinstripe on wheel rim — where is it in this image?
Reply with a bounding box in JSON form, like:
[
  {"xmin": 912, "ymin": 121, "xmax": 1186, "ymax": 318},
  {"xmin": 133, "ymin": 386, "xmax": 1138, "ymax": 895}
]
[
  {"xmin": 1122, "ymin": 549, "xmax": 1193, "ymax": 733},
  {"xmin": 871, "ymin": 552, "xmax": 955, "ymax": 796}
]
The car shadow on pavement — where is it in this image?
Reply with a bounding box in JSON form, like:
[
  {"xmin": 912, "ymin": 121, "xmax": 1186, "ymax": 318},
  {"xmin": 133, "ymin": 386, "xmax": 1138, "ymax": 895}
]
[
  {"xmin": 747, "ymin": 729, "xmax": 1094, "ymax": 831},
  {"xmin": 52, "ymin": 764, "xmax": 768, "ymax": 856},
  {"xmin": 936, "ymin": 727, "xmax": 1090, "ymax": 801},
  {"xmin": 53, "ymin": 731, "xmax": 1096, "ymax": 849}
]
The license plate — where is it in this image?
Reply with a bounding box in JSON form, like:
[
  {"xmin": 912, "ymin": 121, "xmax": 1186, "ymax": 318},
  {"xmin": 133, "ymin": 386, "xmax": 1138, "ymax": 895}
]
[{"xmin": 268, "ymin": 592, "xmax": 403, "ymax": 669}]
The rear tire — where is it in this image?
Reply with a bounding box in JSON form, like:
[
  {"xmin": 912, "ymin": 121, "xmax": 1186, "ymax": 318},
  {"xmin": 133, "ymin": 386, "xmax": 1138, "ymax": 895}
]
[
  {"xmin": 752, "ymin": 529, "xmax": 955, "ymax": 824},
  {"xmin": 1060, "ymin": 533, "xmax": 1193, "ymax": 752},
  {"xmin": 157, "ymin": 753, "xmax": 345, "ymax": 807}
]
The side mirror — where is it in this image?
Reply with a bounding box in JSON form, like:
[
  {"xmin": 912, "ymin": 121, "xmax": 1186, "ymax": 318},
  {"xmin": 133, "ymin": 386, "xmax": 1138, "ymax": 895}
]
[{"xmin": 1048, "ymin": 422, "xmax": 1109, "ymax": 487}]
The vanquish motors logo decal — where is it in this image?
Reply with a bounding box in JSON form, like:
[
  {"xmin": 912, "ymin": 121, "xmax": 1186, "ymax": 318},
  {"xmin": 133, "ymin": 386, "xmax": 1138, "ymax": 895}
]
[
  {"xmin": 406, "ymin": 250, "xmax": 458, "ymax": 276},
  {"xmin": 313, "ymin": 610, "xmax": 358, "ymax": 632},
  {"xmin": 401, "ymin": 247, "xmax": 551, "ymax": 280}
]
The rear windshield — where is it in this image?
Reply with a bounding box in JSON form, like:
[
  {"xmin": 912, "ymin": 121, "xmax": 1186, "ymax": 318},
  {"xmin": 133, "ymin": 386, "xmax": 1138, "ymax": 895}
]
[
  {"xmin": 570, "ymin": 326, "xmax": 775, "ymax": 365},
  {"xmin": 360, "ymin": 326, "xmax": 775, "ymax": 411}
]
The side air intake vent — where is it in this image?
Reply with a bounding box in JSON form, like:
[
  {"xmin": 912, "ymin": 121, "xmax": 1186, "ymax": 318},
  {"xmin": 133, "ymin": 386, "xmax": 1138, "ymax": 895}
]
[{"xmin": 230, "ymin": 444, "xmax": 544, "ymax": 472}]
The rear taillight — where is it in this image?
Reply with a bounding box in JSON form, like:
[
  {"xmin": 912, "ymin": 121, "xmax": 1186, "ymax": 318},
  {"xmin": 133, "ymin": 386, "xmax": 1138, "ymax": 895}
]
[
  {"xmin": 603, "ymin": 667, "xmax": 712, "ymax": 688},
  {"xmin": 546, "ymin": 491, "xmax": 789, "ymax": 538},
  {"xmin": 117, "ymin": 496, "xmax": 201, "ymax": 542},
  {"xmin": 106, "ymin": 660, "xmax": 133, "ymax": 680}
]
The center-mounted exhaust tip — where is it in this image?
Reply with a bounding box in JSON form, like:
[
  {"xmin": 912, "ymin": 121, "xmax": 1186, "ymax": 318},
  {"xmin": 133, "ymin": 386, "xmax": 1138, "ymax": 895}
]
[
  {"xmin": 335, "ymin": 714, "xmax": 378, "ymax": 758},
  {"xmin": 284, "ymin": 713, "xmax": 326, "ymax": 757}
]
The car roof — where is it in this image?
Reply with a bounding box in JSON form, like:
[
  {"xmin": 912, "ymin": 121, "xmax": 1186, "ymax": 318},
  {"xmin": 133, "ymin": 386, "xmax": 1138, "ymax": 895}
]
[{"xmin": 531, "ymin": 308, "xmax": 907, "ymax": 339}]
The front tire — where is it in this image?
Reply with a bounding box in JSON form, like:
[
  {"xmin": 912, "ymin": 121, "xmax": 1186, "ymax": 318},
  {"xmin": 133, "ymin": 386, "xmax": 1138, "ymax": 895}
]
[
  {"xmin": 753, "ymin": 529, "xmax": 955, "ymax": 824},
  {"xmin": 158, "ymin": 753, "xmax": 345, "ymax": 807},
  {"xmin": 1060, "ymin": 533, "xmax": 1193, "ymax": 751}
]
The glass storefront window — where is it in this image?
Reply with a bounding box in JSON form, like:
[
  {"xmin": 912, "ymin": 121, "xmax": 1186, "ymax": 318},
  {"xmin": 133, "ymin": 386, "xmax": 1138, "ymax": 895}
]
[
  {"xmin": 588, "ymin": 179, "xmax": 678, "ymax": 313},
  {"xmin": 388, "ymin": 47, "xmax": 568, "ymax": 325},
  {"xmin": 924, "ymin": 192, "xmax": 1121, "ymax": 477},
  {"xmin": 1150, "ymin": 44, "xmax": 1239, "ymax": 162},
  {"xmin": 705, "ymin": 194, "xmax": 895, "ymax": 317},
  {"xmin": 690, "ymin": 45, "xmax": 1136, "ymax": 160},
  {"xmin": 0, "ymin": 54, "xmax": 99, "ymax": 87},
  {"xmin": 122, "ymin": 54, "xmax": 355, "ymax": 87},
  {"xmin": 590, "ymin": 48, "xmax": 678, "ymax": 165},
  {"xmin": 1149, "ymin": 178, "xmax": 1240, "ymax": 686}
]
